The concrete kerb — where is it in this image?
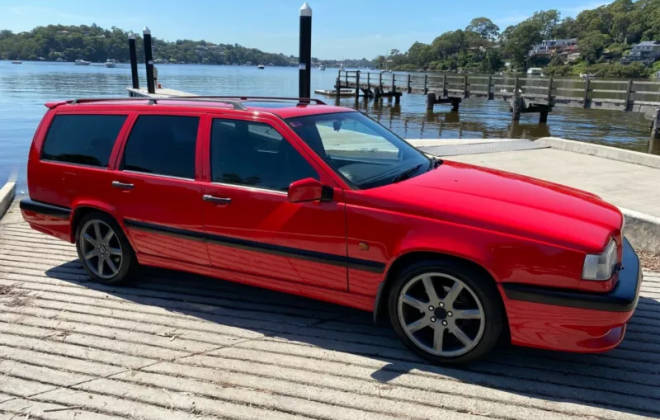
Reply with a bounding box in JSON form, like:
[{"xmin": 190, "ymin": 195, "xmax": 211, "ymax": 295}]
[
  {"xmin": 621, "ymin": 208, "xmax": 660, "ymax": 254},
  {"xmin": 0, "ymin": 181, "xmax": 16, "ymax": 221},
  {"xmin": 536, "ymin": 137, "xmax": 660, "ymax": 170}
]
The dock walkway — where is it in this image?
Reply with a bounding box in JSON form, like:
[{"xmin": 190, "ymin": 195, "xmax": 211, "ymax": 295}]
[{"xmin": 1, "ymin": 201, "xmax": 660, "ymax": 419}]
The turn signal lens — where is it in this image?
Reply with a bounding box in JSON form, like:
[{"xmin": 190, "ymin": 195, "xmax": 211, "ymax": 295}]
[{"xmin": 582, "ymin": 240, "xmax": 618, "ymax": 281}]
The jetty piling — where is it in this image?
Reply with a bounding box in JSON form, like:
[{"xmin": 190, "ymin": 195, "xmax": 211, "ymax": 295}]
[
  {"xmin": 299, "ymin": 4, "xmax": 312, "ymax": 99},
  {"xmin": 128, "ymin": 35, "xmax": 139, "ymax": 89},
  {"xmin": 143, "ymin": 27, "xmax": 155, "ymax": 94}
]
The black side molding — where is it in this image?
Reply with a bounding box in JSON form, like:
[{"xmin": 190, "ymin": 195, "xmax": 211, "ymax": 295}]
[
  {"xmin": 124, "ymin": 218, "xmax": 386, "ymax": 274},
  {"xmin": 20, "ymin": 199, "xmax": 71, "ymax": 219},
  {"xmin": 503, "ymin": 239, "xmax": 641, "ymax": 313}
]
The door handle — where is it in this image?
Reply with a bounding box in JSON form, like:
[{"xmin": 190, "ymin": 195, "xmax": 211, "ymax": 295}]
[
  {"xmin": 112, "ymin": 181, "xmax": 134, "ymax": 190},
  {"xmin": 203, "ymin": 194, "xmax": 231, "ymax": 204}
]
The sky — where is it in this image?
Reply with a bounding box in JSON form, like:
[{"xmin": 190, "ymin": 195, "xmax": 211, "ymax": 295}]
[{"xmin": 0, "ymin": 0, "xmax": 609, "ymax": 59}]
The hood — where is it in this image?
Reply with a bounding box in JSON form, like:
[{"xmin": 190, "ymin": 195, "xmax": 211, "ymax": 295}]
[{"xmin": 368, "ymin": 160, "xmax": 622, "ymax": 253}]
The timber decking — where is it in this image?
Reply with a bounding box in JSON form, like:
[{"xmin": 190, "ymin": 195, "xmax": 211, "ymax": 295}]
[{"xmin": 1, "ymin": 201, "xmax": 659, "ymax": 420}]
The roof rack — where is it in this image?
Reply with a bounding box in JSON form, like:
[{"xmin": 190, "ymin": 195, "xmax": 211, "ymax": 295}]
[
  {"xmin": 66, "ymin": 97, "xmax": 247, "ymax": 110},
  {"xmin": 172, "ymin": 96, "xmax": 327, "ymax": 105}
]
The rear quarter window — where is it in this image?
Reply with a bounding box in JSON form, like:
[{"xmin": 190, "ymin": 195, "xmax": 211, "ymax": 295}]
[{"xmin": 41, "ymin": 114, "xmax": 127, "ymax": 167}]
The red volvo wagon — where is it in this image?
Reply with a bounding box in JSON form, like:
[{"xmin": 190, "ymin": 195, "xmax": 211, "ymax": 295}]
[{"xmin": 21, "ymin": 96, "xmax": 641, "ymax": 364}]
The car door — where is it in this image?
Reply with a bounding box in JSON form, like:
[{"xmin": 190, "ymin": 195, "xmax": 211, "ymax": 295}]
[
  {"xmin": 200, "ymin": 114, "xmax": 348, "ymax": 291},
  {"xmin": 111, "ymin": 112, "xmax": 210, "ymax": 267}
]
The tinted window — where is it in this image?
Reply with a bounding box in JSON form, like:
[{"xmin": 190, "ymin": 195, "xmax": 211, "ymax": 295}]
[
  {"xmin": 211, "ymin": 119, "xmax": 318, "ymax": 191},
  {"xmin": 123, "ymin": 115, "xmax": 199, "ymax": 179},
  {"xmin": 42, "ymin": 115, "xmax": 127, "ymax": 167}
]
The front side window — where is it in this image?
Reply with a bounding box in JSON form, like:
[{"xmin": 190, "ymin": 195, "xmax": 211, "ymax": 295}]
[
  {"xmin": 42, "ymin": 114, "xmax": 127, "ymax": 167},
  {"xmin": 122, "ymin": 115, "xmax": 199, "ymax": 179},
  {"xmin": 211, "ymin": 119, "xmax": 318, "ymax": 192},
  {"xmin": 287, "ymin": 112, "xmax": 431, "ymax": 189}
]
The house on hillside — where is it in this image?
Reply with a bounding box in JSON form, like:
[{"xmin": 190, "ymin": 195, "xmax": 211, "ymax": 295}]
[
  {"xmin": 529, "ymin": 39, "xmax": 578, "ymax": 57},
  {"xmin": 622, "ymin": 41, "xmax": 660, "ymax": 65}
]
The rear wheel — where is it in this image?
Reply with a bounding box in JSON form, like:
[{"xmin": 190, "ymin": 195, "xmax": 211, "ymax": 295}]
[
  {"xmin": 388, "ymin": 260, "xmax": 504, "ymax": 365},
  {"xmin": 75, "ymin": 212, "xmax": 136, "ymax": 284}
]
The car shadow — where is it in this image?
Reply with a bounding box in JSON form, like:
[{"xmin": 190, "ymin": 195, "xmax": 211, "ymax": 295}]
[{"xmin": 45, "ymin": 260, "xmax": 660, "ymax": 419}]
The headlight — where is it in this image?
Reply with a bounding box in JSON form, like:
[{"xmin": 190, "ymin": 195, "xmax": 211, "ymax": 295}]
[{"xmin": 582, "ymin": 240, "xmax": 618, "ymax": 281}]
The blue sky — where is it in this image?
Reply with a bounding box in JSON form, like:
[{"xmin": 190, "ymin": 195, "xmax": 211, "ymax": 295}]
[{"xmin": 0, "ymin": 0, "xmax": 608, "ymax": 59}]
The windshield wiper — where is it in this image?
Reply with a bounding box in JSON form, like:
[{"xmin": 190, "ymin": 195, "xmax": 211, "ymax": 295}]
[
  {"xmin": 392, "ymin": 164, "xmax": 424, "ymax": 183},
  {"xmin": 428, "ymin": 156, "xmax": 443, "ymax": 170}
]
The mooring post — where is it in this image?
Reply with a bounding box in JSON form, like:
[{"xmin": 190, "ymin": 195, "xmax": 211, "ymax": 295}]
[
  {"xmin": 547, "ymin": 78, "xmax": 553, "ymax": 104},
  {"xmin": 298, "ymin": 2, "xmax": 312, "ymax": 99},
  {"xmin": 336, "ymin": 77, "xmax": 340, "ymax": 97},
  {"xmin": 424, "ymin": 75, "xmax": 428, "ymax": 94},
  {"xmin": 367, "ymin": 73, "xmax": 371, "ymax": 93},
  {"xmin": 540, "ymin": 109, "xmax": 549, "ymax": 123},
  {"xmin": 583, "ymin": 77, "xmax": 590, "ymax": 109},
  {"xmin": 354, "ymin": 71, "xmax": 360, "ymax": 101},
  {"xmin": 463, "ymin": 75, "xmax": 468, "ymax": 98},
  {"xmin": 143, "ymin": 27, "xmax": 155, "ymax": 94},
  {"xmin": 379, "ymin": 72, "xmax": 383, "ymax": 91},
  {"xmin": 128, "ymin": 35, "xmax": 139, "ymax": 89},
  {"xmin": 625, "ymin": 80, "xmax": 633, "ymax": 112},
  {"xmin": 487, "ymin": 76, "xmax": 493, "ymax": 100},
  {"xmin": 426, "ymin": 93, "xmax": 436, "ymax": 110},
  {"xmin": 391, "ymin": 73, "xmax": 396, "ymax": 93},
  {"xmin": 442, "ymin": 75, "xmax": 447, "ymax": 97},
  {"xmin": 407, "ymin": 74, "xmax": 411, "ymax": 94},
  {"xmin": 345, "ymin": 71, "xmax": 348, "ymax": 86},
  {"xmin": 511, "ymin": 77, "xmax": 521, "ymax": 121}
]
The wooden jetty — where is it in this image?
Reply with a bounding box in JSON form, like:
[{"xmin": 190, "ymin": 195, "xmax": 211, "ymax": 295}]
[{"xmin": 336, "ymin": 70, "xmax": 660, "ymax": 135}]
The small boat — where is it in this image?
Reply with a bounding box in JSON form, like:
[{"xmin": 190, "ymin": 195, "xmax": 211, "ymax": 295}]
[
  {"xmin": 105, "ymin": 59, "xmax": 117, "ymax": 68},
  {"xmin": 314, "ymin": 88, "xmax": 356, "ymax": 96},
  {"xmin": 11, "ymin": 60, "xmax": 21, "ymax": 64},
  {"xmin": 527, "ymin": 67, "xmax": 544, "ymax": 77},
  {"xmin": 580, "ymin": 73, "xmax": 596, "ymax": 79},
  {"xmin": 319, "ymin": 64, "xmax": 325, "ymax": 71},
  {"xmin": 257, "ymin": 64, "xmax": 265, "ymax": 69},
  {"xmin": 75, "ymin": 59, "xmax": 91, "ymax": 66}
]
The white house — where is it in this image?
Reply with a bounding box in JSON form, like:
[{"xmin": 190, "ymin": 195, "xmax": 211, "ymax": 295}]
[
  {"xmin": 622, "ymin": 41, "xmax": 660, "ymax": 64},
  {"xmin": 529, "ymin": 39, "xmax": 578, "ymax": 57}
]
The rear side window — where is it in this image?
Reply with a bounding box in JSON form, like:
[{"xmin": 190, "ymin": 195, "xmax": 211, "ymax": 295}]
[
  {"xmin": 41, "ymin": 114, "xmax": 127, "ymax": 167},
  {"xmin": 122, "ymin": 115, "xmax": 199, "ymax": 179}
]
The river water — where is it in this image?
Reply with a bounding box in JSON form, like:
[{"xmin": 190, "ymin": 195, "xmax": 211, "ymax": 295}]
[{"xmin": 1, "ymin": 61, "xmax": 658, "ymax": 192}]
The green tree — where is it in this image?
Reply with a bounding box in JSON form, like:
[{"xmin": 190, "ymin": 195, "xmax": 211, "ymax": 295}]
[
  {"xmin": 503, "ymin": 20, "xmax": 543, "ymax": 68},
  {"xmin": 466, "ymin": 17, "xmax": 500, "ymax": 41},
  {"xmin": 579, "ymin": 31, "xmax": 610, "ymax": 63}
]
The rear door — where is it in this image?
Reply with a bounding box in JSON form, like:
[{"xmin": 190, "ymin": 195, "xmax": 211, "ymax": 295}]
[
  {"xmin": 200, "ymin": 114, "xmax": 348, "ymax": 290},
  {"xmin": 111, "ymin": 112, "xmax": 210, "ymax": 266}
]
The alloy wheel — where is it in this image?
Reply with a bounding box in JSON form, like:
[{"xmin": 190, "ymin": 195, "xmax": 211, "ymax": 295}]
[
  {"xmin": 397, "ymin": 272, "xmax": 485, "ymax": 357},
  {"xmin": 79, "ymin": 219, "xmax": 123, "ymax": 280}
]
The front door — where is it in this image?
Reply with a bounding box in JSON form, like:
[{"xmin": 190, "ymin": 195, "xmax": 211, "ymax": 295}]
[
  {"xmin": 111, "ymin": 113, "xmax": 209, "ymax": 267},
  {"xmin": 201, "ymin": 116, "xmax": 348, "ymax": 290}
]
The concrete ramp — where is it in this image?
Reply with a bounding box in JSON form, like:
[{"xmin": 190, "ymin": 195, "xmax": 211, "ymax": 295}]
[{"xmin": 417, "ymin": 139, "xmax": 548, "ymax": 157}]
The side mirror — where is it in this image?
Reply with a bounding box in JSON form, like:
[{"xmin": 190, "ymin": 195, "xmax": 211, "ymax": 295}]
[{"xmin": 288, "ymin": 178, "xmax": 333, "ymax": 203}]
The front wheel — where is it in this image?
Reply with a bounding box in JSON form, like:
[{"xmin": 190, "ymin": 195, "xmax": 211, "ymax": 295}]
[
  {"xmin": 75, "ymin": 212, "xmax": 137, "ymax": 285},
  {"xmin": 388, "ymin": 260, "xmax": 504, "ymax": 365}
]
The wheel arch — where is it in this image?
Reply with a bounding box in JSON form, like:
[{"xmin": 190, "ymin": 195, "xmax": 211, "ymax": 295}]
[
  {"xmin": 373, "ymin": 251, "xmax": 502, "ymax": 326},
  {"xmin": 69, "ymin": 202, "xmax": 119, "ymax": 243}
]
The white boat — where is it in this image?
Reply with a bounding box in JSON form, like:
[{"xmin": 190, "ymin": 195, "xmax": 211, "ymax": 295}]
[
  {"xmin": 580, "ymin": 73, "xmax": 596, "ymax": 79},
  {"xmin": 314, "ymin": 88, "xmax": 356, "ymax": 96},
  {"xmin": 75, "ymin": 59, "xmax": 91, "ymax": 66},
  {"xmin": 319, "ymin": 64, "xmax": 325, "ymax": 71},
  {"xmin": 527, "ymin": 67, "xmax": 544, "ymax": 77},
  {"xmin": 257, "ymin": 64, "xmax": 265, "ymax": 69},
  {"xmin": 105, "ymin": 59, "xmax": 117, "ymax": 68},
  {"xmin": 11, "ymin": 60, "xmax": 21, "ymax": 64}
]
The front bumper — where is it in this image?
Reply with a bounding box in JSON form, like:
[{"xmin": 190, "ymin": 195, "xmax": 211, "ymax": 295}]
[{"xmin": 501, "ymin": 238, "xmax": 642, "ymax": 353}]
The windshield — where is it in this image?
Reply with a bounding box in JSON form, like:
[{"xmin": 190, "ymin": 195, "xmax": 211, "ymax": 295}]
[{"xmin": 287, "ymin": 112, "xmax": 431, "ymax": 189}]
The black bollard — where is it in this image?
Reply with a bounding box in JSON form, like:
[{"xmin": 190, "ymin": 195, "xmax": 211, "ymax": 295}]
[
  {"xmin": 298, "ymin": 3, "xmax": 312, "ymax": 99},
  {"xmin": 143, "ymin": 27, "xmax": 155, "ymax": 94},
  {"xmin": 128, "ymin": 35, "xmax": 139, "ymax": 89}
]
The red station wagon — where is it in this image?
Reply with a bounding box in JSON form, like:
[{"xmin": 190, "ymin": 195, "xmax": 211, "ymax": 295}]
[{"xmin": 21, "ymin": 96, "xmax": 641, "ymax": 364}]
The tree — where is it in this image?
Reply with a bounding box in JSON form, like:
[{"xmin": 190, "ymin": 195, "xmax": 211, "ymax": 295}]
[
  {"xmin": 579, "ymin": 31, "xmax": 610, "ymax": 63},
  {"xmin": 503, "ymin": 20, "xmax": 543, "ymax": 68},
  {"xmin": 407, "ymin": 42, "xmax": 435, "ymax": 67},
  {"xmin": 466, "ymin": 17, "xmax": 500, "ymax": 41},
  {"xmin": 480, "ymin": 49, "xmax": 503, "ymax": 73},
  {"xmin": 530, "ymin": 10, "xmax": 561, "ymax": 39}
]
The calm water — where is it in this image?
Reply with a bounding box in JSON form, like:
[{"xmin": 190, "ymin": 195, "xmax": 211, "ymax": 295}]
[{"xmin": 1, "ymin": 61, "xmax": 658, "ymax": 192}]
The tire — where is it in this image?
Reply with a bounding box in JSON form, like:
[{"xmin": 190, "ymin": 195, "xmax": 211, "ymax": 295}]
[
  {"xmin": 387, "ymin": 259, "xmax": 504, "ymax": 365},
  {"xmin": 75, "ymin": 212, "xmax": 137, "ymax": 285}
]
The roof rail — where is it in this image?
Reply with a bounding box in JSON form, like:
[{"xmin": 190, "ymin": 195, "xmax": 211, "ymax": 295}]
[
  {"xmin": 66, "ymin": 97, "xmax": 247, "ymax": 110},
  {"xmin": 173, "ymin": 96, "xmax": 327, "ymax": 105}
]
